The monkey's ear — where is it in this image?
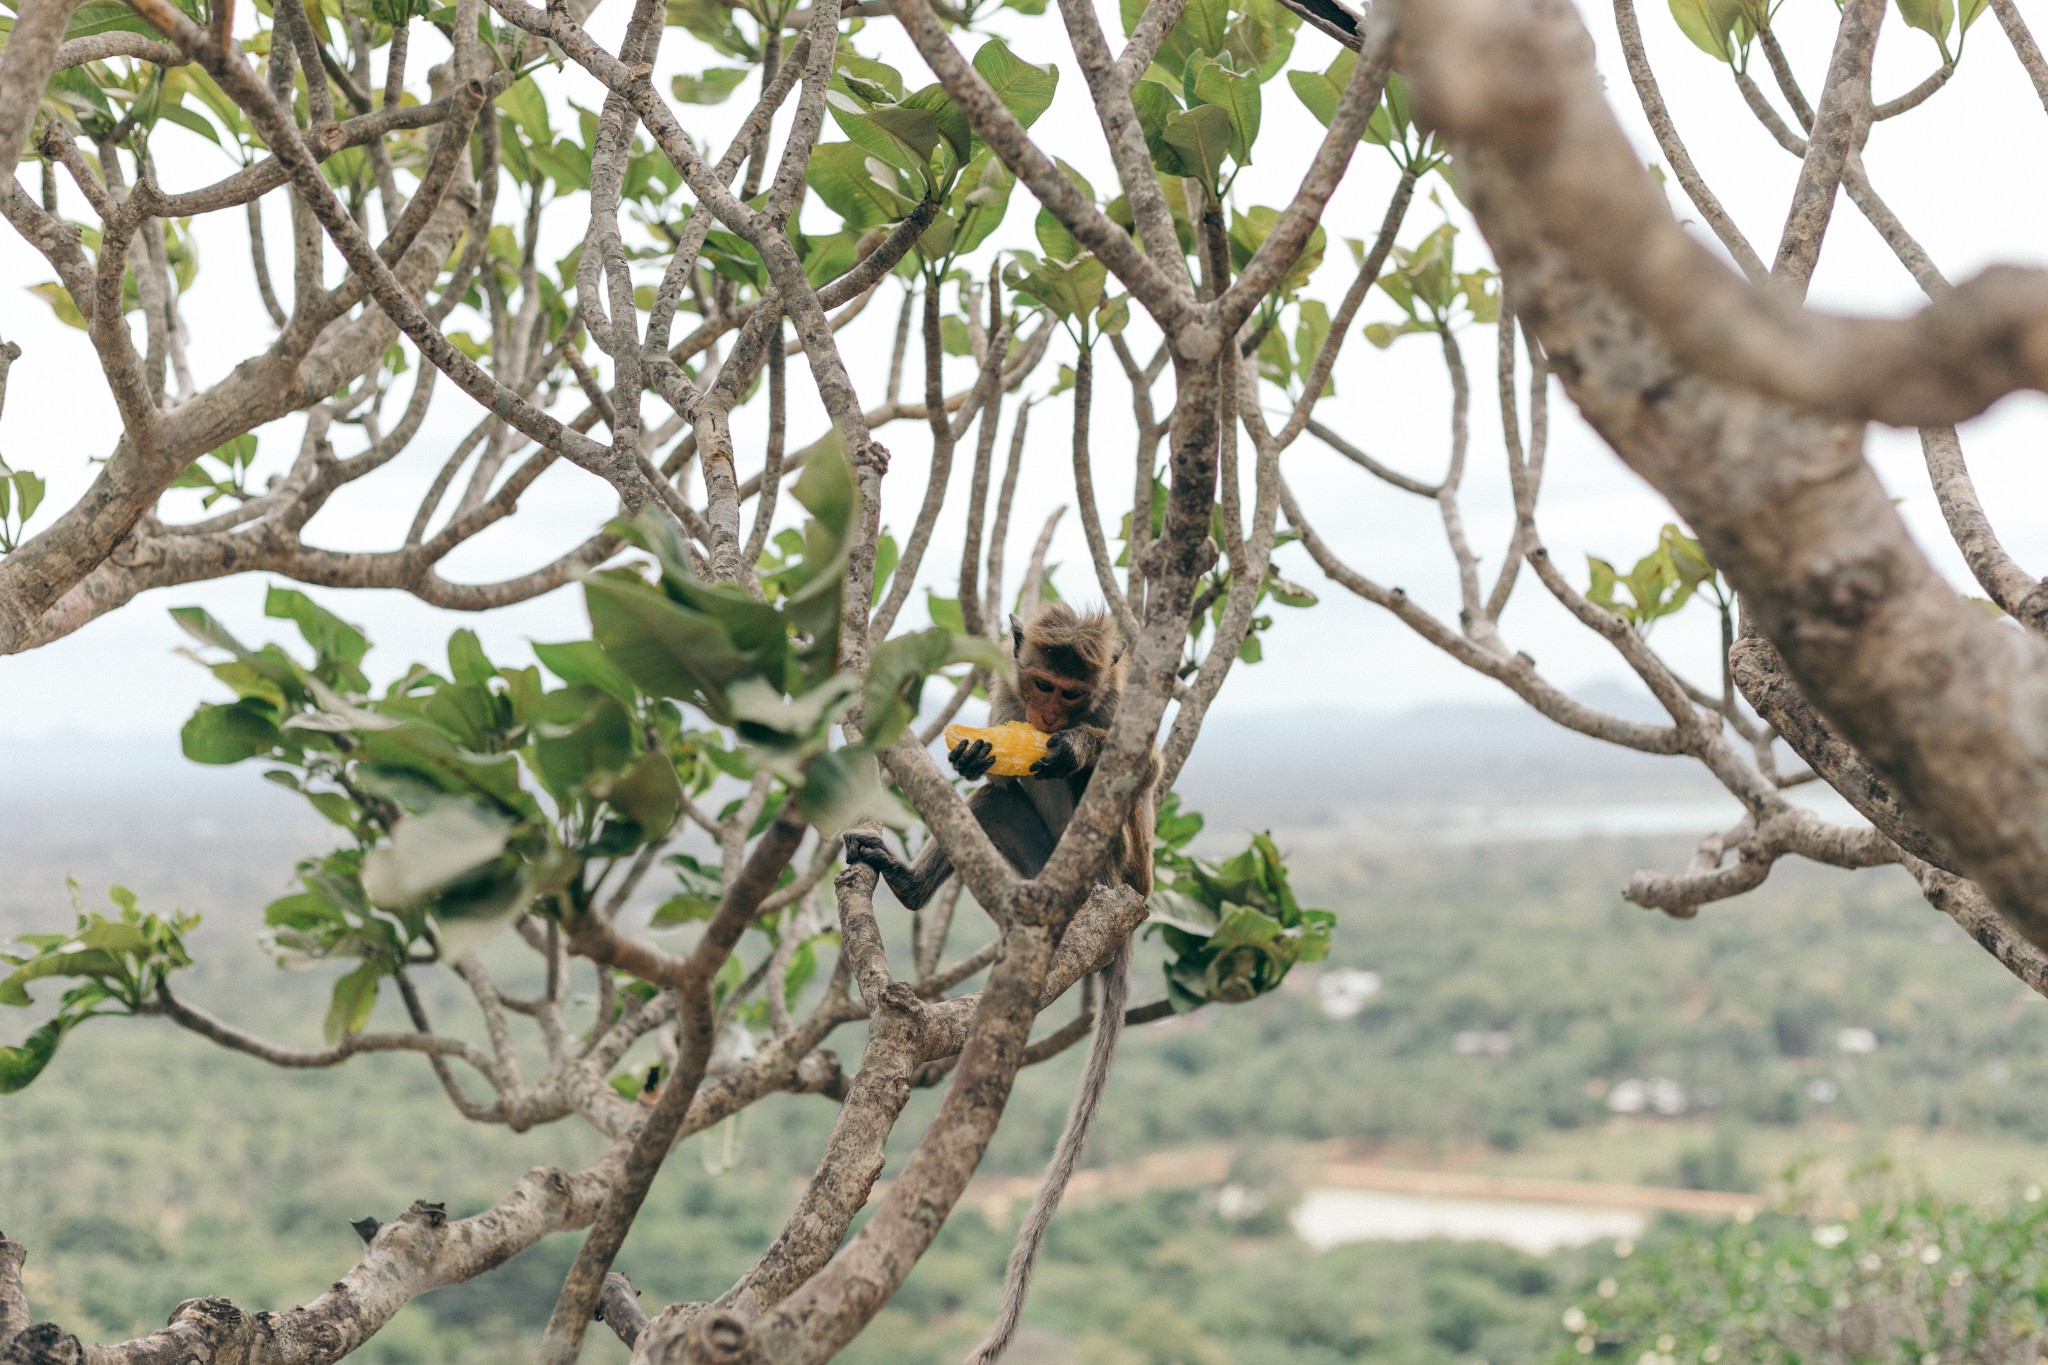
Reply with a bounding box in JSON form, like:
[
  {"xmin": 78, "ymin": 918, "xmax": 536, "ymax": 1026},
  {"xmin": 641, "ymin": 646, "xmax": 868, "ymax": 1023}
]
[
  {"xmin": 1111, "ymin": 639, "xmax": 1126, "ymax": 666},
  {"xmin": 1010, "ymin": 614, "xmax": 1025, "ymax": 655}
]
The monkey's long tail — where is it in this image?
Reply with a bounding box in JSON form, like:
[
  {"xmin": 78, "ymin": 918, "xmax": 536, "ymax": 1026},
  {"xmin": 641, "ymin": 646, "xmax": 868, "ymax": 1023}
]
[{"xmin": 963, "ymin": 933, "xmax": 1132, "ymax": 1365}]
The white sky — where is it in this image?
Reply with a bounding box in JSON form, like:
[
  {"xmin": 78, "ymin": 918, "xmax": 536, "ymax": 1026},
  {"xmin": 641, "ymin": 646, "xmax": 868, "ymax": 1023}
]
[{"xmin": 1, "ymin": 0, "xmax": 2044, "ymax": 741}]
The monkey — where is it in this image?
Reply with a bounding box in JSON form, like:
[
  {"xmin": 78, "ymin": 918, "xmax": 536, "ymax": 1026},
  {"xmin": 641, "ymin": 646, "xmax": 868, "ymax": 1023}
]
[
  {"xmin": 843, "ymin": 600, "xmax": 1156, "ymax": 908},
  {"xmin": 841, "ymin": 601, "xmax": 1157, "ymax": 1365}
]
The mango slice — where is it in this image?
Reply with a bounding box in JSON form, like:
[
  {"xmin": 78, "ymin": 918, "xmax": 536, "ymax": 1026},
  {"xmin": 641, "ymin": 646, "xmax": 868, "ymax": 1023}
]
[{"xmin": 942, "ymin": 721, "xmax": 1050, "ymax": 778}]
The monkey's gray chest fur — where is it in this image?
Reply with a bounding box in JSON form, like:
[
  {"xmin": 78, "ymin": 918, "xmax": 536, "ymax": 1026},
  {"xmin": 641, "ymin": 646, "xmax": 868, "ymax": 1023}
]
[{"xmin": 1020, "ymin": 775, "xmax": 1078, "ymax": 842}]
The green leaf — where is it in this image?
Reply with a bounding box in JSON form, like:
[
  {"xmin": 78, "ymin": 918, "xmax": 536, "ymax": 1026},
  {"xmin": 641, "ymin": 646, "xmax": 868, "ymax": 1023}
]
[
  {"xmin": 532, "ymin": 686, "xmax": 635, "ymax": 799},
  {"xmin": 583, "ymin": 575, "xmax": 752, "ymax": 725},
  {"xmin": 357, "ymin": 722, "xmax": 528, "ymax": 809},
  {"xmin": 1036, "ymin": 204, "xmax": 1081, "ymax": 263},
  {"xmin": 1162, "ymin": 103, "xmax": 1233, "ymax": 193},
  {"xmin": 862, "ymin": 627, "xmax": 1011, "ymax": 747},
  {"xmin": 1668, "ymin": 0, "xmax": 1749, "ymax": 61},
  {"xmin": 1192, "ymin": 59, "xmax": 1260, "ymax": 164},
  {"xmin": 899, "ymin": 83, "xmax": 973, "ymax": 165},
  {"xmin": 65, "ymin": 0, "xmax": 175, "ymax": 40},
  {"xmin": 264, "ymin": 586, "xmax": 369, "ymax": 670},
  {"xmin": 607, "ymin": 749, "xmax": 682, "ymax": 843},
  {"xmin": 1895, "ymin": 0, "xmax": 1954, "ymax": 46},
  {"xmin": 533, "ymin": 639, "xmax": 638, "ymax": 708},
  {"xmin": 360, "ymin": 802, "xmax": 516, "ymax": 909},
  {"xmin": 926, "ymin": 592, "xmax": 966, "ymax": 634},
  {"xmin": 947, "ymin": 149, "xmax": 1016, "ymax": 256},
  {"xmin": 322, "ymin": 960, "xmax": 382, "ymax": 1044},
  {"xmin": 868, "ymin": 102, "xmax": 948, "ymax": 162},
  {"xmin": 670, "ymin": 66, "xmax": 751, "ymax": 105},
  {"xmin": 499, "ymin": 74, "xmax": 552, "ymax": 141},
  {"xmin": 27, "ymin": 281, "xmax": 87, "ymax": 330},
  {"xmin": 181, "ymin": 698, "xmax": 282, "ymax": 764},
  {"xmin": 807, "ymin": 142, "xmax": 914, "ymax": 231},
  {"xmin": 1131, "ymin": 80, "xmax": 1191, "ymax": 178},
  {"xmin": 871, "ymin": 531, "xmax": 901, "ymax": 609},
  {"xmin": 833, "ymin": 50, "xmax": 907, "ymax": 101},
  {"xmin": 792, "ymin": 746, "xmax": 896, "ymax": 835},
  {"xmin": 0, "ymin": 1016, "xmax": 77, "ymax": 1095},
  {"xmin": 1180, "ymin": 0, "xmax": 1230, "ymax": 56},
  {"xmin": 971, "ymin": 37, "xmax": 1058, "ymax": 128},
  {"xmin": 446, "ymin": 629, "xmax": 496, "ymax": 686}
]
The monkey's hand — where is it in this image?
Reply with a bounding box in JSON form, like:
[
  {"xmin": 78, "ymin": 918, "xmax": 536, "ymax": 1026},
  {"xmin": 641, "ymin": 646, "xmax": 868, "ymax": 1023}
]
[
  {"xmin": 1029, "ymin": 729, "xmax": 1084, "ymax": 780},
  {"xmin": 948, "ymin": 738, "xmax": 996, "ymax": 781},
  {"xmin": 842, "ymin": 830, "xmax": 895, "ymax": 872}
]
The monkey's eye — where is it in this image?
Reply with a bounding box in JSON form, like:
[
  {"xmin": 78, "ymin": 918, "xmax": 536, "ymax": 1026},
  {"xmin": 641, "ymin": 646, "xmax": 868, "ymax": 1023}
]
[
  {"xmin": 1033, "ymin": 678, "xmax": 1054, "ymax": 693},
  {"xmin": 1061, "ymin": 689, "xmax": 1082, "ymax": 701}
]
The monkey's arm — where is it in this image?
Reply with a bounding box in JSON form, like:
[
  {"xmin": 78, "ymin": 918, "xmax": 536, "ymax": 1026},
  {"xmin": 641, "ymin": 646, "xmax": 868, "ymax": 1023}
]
[
  {"xmin": 843, "ymin": 828, "xmax": 955, "ymax": 910},
  {"xmin": 843, "ymin": 781, "xmax": 1060, "ymax": 905}
]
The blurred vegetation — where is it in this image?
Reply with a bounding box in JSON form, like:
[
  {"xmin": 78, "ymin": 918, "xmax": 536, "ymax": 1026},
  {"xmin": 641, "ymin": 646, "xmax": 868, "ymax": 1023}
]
[
  {"xmin": 9, "ymin": 836, "xmax": 2048, "ymax": 1361},
  {"xmin": 1558, "ymin": 1176, "xmax": 2048, "ymax": 1362}
]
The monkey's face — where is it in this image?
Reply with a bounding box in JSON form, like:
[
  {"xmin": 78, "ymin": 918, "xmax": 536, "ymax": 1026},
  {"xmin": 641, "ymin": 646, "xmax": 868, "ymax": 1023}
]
[{"xmin": 1018, "ymin": 667, "xmax": 1088, "ymax": 733}]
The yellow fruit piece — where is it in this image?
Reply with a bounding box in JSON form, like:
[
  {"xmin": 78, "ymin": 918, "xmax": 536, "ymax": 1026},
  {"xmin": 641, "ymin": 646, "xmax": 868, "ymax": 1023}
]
[{"xmin": 942, "ymin": 721, "xmax": 1049, "ymax": 778}]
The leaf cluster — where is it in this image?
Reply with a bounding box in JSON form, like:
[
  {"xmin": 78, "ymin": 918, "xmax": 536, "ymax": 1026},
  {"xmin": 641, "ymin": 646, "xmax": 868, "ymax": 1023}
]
[
  {"xmin": 1585, "ymin": 523, "xmax": 1724, "ymax": 632},
  {"xmin": 0, "ymin": 884, "xmax": 197, "ymax": 1093},
  {"xmin": 1146, "ymin": 803, "xmax": 1334, "ymax": 1011}
]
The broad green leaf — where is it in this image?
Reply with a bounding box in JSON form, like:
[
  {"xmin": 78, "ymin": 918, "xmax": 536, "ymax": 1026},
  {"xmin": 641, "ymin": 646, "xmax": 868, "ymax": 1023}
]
[
  {"xmin": 1131, "ymin": 79, "xmax": 1191, "ymax": 177},
  {"xmin": 1181, "ymin": 0, "xmax": 1230, "ymax": 57},
  {"xmin": 1162, "ymin": 103, "xmax": 1233, "ymax": 193},
  {"xmin": 64, "ymin": 0, "xmax": 173, "ymax": 39},
  {"xmin": 948, "ymin": 149, "xmax": 1016, "ymax": 256},
  {"xmin": 1669, "ymin": 0, "xmax": 1749, "ymax": 61},
  {"xmin": 868, "ymin": 102, "xmax": 947, "ymax": 161},
  {"xmin": 900, "ymin": 83, "xmax": 973, "ymax": 165},
  {"xmin": 0, "ymin": 1016, "xmax": 76, "ymax": 1094},
  {"xmin": 1286, "ymin": 50, "xmax": 1351, "ymax": 128},
  {"xmin": 323, "ymin": 960, "xmax": 382, "ymax": 1043},
  {"xmin": 533, "ymin": 639, "xmax": 638, "ymax": 707},
  {"xmin": 1192, "ymin": 59, "xmax": 1260, "ymax": 164},
  {"xmin": 971, "ymin": 37, "xmax": 1058, "ymax": 128},
  {"xmin": 358, "ymin": 722, "xmax": 528, "ymax": 809},
  {"xmin": 791, "ymin": 746, "xmax": 895, "ymax": 834},
  {"xmin": 532, "ymin": 685, "xmax": 635, "ymax": 799},
  {"xmin": 1896, "ymin": 0, "xmax": 1954, "ymax": 45},
  {"xmin": 26, "ymin": 282, "xmax": 87, "ymax": 330},
  {"xmin": 861, "ymin": 627, "xmax": 1010, "ymax": 747},
  {"xmin": 11, "ymin": 469, "xmax": 44, "ymax": 522},
  {"xmin": 670, "ymin": 66, "xmax": 750, "ymax": 105},
  {"xmin": 608, "ymin": 749, "xmax": 682, "ymax": 842},
  {"xmin": 446, "ymin": 629, "xmax": 496, "ymax": 686},
  {"xmin": 833, "ymin": 49, "xmax": 907, "ymax": 101},
  {"xmin": 265, "ymin": 586, "xmax": 369, "ymax": 669},
  {"xmin": 927, "ymin": 592, "xmax": 967, "ymax": 634},
  {"xmin": 584, "ymin": 574, "xmax": 751, "ymax": 724},
  {"xmin": 360, "ymin": 802, "xmax": 516, "ymax": 908},
  {"xmin": 801, "ymin": 228, "xmax": 863, "ymax": 288},
  {"xmin": 499, "ymin": 74, "xmax": 552, "ymax": 140},
  {"xmin": 181, "ymin": 698, "xmax": 282, "ymax": 764},
  {"xmin": 807, "ymin": 142, "xmax": 913, "ymax": 230},
  {"xmin": 1036, "ymin": 205, "xmax": 1081, "ymax": 263}
]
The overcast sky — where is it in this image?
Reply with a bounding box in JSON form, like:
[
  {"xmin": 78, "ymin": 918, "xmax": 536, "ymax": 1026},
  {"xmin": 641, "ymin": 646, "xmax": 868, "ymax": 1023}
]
[{"xmin": 2, "ymin": 0, "xmax": 2044, "ymax": 744}]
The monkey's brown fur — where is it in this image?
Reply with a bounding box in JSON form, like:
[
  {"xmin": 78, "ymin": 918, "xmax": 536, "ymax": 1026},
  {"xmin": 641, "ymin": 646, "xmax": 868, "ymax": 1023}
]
[{"xmin": 843, "ymin": 600, "xmax": 1157, "ymax": 908}]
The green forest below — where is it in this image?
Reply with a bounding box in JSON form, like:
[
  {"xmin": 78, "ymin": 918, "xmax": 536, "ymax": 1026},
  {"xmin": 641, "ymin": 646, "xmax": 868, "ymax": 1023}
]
[{"xmin": 8, "ymin": 829, "xmax": 2048, "ymax": 1363}]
